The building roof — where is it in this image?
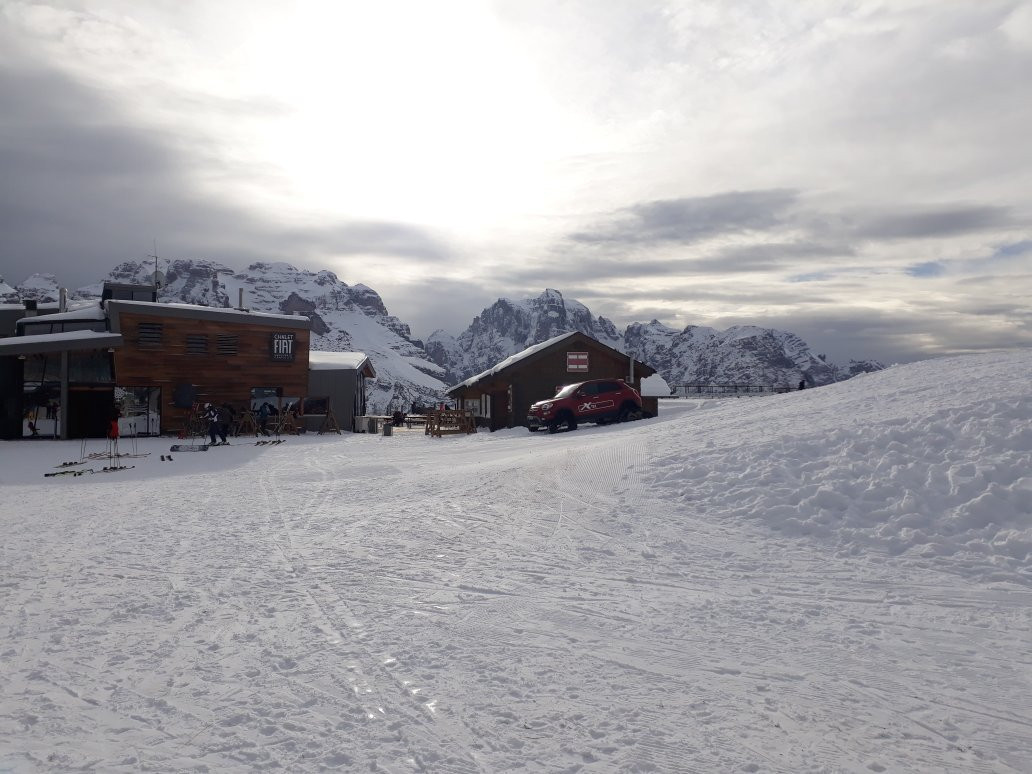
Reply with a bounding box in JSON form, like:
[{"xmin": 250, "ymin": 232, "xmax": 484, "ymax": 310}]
[
  {"xmin": 16, "ymin": 303, "xmax": 106, "ymax": 327},
  {"xmin": 105, "ymin": 299, "xmax": 311, "ymax": 330},
  {"xmin": 447, "ymin": 331, "xmax": 655, "ymax": 394},
  {"xmin": 0, "ymin": 330, "xmax": 124, "ymax": 356},
  {"xmin": 308, "ymin": 350, "xmax": 376, "ymax": 377}
]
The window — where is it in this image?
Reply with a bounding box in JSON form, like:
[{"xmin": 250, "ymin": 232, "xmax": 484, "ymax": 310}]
[
  {"xmin": 185, "ymin": 334, "xmax": 208, "ymax": 355},
  {"xmin": 567, "ymin": 351, "xmax": 589, "ymax": 372},
  {"xmin": 216, "ymin": 334, "xmax": 239, "ymax": 355},
  {"xmin": 137, "ymin": 322, "xmax": 162, "ymax": 347}
]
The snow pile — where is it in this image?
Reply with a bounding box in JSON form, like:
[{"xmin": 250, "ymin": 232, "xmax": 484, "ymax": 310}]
[
  {"xmin": 645, "ymin": 350, "xmax": 1032, "ymax": 583},
  {"xmin": 639, "ymin": 372, "xmax": 671, "ymax": 396}
]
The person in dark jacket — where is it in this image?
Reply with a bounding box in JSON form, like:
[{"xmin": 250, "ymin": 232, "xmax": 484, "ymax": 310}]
[
  {"xmin": 217, "ymin": 403, "xmax": 235, "ymax": 444},
  {"xmin": 257, "ymin": 401, "xmax": 273, "ymax": 436},
  {"xmin": 204, "ymin": 403, "xmax": 220, "ymax": 445}
]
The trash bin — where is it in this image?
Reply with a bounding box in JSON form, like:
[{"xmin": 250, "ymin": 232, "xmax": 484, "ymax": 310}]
[{"xmin": 382, "ymin": 421, "xmax": 393, "ymax": 437}]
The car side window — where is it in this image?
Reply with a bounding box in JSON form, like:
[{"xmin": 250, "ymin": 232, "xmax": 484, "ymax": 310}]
[
  {"xmin": 598, "ymin": 382, "xmax": 618, "ymax": 394},
  {"xmin": 578, "ymin": 383, "xmax": 597, "ymax": 396}
]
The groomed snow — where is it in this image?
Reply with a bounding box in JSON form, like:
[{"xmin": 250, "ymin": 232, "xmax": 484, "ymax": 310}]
[{"xmin": 1, "ymin": 350, "xmax": 1030, "ymax": 771}]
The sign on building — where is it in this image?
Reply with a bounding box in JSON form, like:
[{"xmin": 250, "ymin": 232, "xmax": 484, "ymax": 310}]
[
  {"xmin": 567, "ymin": 351, "xmax": 589, "ymax": 372},
  {"xmin": 270, "ymin": 332, "xmax": 296, "ymax": 361}
]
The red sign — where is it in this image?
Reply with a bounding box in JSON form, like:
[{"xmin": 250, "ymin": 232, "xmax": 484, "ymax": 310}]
[{"xmin": 567, "ymin": 351, "xmax": 589, "ymax": 372}]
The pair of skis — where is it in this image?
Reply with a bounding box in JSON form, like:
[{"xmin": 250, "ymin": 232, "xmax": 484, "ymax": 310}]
[{"xmin": 43, "ymin": 466, "xmax": 135, "ymax": 478}]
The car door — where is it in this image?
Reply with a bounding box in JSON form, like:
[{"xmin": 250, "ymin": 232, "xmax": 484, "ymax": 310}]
[
  {"xmin": 573, "ymin": 382, "xmax": 601, "ymax": 419},
  {"xmin": 590, "ymin": 381, "xmax": 620, "ymax": 417}
]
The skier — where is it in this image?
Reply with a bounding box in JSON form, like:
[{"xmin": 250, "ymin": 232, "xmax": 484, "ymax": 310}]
[{"xmin": 204, "ymin": 403, "xmax": 220, "ymax": 445}]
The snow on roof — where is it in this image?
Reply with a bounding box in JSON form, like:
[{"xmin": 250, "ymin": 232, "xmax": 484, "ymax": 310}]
[
  {"xmin": 450, "ymin": 331, "xmax": 579, "ymax": 390},
  {"xmin": 0, "ymin": 330, "xmax": 123, "ymax": 355},
  {"xmin": 109, "ymin": 299, "xmax": 304, "ymax": 322},
  {"xmin": 309, "ymin": 350, "xmax": 372, "ymax": 372},
  {"xmin": 15, "ymin": 303, "xmax": 105, "ymax": 325}
]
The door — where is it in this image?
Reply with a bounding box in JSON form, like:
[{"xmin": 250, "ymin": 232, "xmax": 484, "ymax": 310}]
[{"xmin": 68, "ymin": 388, "xmax": 115, "ymax": 438}]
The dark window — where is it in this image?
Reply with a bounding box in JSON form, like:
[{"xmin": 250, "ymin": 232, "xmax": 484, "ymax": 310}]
[
  {"xmin": 137, "ymin": 322, "xmax": 163, "ymax": 347},
  {"xmin": 216, "ymin": 334, "xmax": 239, "ymax": 355},
  {"xmin": 185, "ymin": 334, "xmax": 208, "ymax": 355},
  {"xmin": 597, "ymin": 381, "xmax": 621, "ymax": 393},
  {"xmin": 69, "ymin": 350, "xmax": 114, "ymax": 382}
]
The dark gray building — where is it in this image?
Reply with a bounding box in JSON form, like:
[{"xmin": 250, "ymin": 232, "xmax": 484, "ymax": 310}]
[{"xmin": 306, "ymin": 351, "xmax": 376, "ymax": 433}]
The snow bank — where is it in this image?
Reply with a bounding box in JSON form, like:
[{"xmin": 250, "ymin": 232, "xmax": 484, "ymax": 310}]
[{"xmin": 644, "ymin": 351, "xmax": 1032, "ymax": 584}]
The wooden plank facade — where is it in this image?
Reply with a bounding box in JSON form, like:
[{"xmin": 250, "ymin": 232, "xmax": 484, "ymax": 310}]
[
  {"xmin": 108, "ymin": 302, "xmax": 311, "ymax": 434},
  {"xmin": 447, "ymin": 332, "xmax": 656, "ymax": 431}
]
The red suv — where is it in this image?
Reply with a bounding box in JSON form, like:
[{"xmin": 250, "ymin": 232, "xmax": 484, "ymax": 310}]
[{"xmin": 528, "ymin": 379, "xmax": 645, "ymax": 433}]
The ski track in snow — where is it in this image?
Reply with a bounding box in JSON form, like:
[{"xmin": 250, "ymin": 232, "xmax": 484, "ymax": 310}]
[{"xmin": 1, "ymin": 350, "xmax": 1032, "ymax": 772}]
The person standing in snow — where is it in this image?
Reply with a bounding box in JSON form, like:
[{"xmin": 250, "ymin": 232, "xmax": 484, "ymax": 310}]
[
  {"xmin": 204, "ymin": 403, "xmax": 220, "ymax": 445},
  {"xmin": 257, "ymin": 401, "xmax": 273, "ymax": 436},
  {"xmin": 217, "ymin": 402, "xmax": 235, "ymax": 444},
  {"xmin": 798, "ymin": 379, "xmax": 806, "ymax": 390}
]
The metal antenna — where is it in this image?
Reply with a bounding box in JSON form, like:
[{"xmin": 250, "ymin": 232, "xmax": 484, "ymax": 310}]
[{"xmin": 146, "ymin": 240, "xmax": 168, "ymax": 290}]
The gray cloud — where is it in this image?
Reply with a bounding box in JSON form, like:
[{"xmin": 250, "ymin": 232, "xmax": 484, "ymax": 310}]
[
  {"xmin": 0, "ymin": 59, "xmax": 450, "ymax": 288},
  {"xmin": 569, "ymin": 189, "xmax": 799, "ymax": 246},
  {"xmin": 848, "ymin": 206, "xmax": 1014, "ymax": 241}
]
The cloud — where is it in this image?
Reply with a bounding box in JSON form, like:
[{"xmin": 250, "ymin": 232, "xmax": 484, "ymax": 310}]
[
  {"xmin": 0, "ymin": 55, "xmax": 450, "ymax": 288},
  {"xmin": 569, "ymin": 189, "xmax": 799, "ymax": 246},
  {"xmin": 849, "ymin": 206, "xmax": 1014, "ymax": 241},
  {"xmin": 905, "ymin": 262, "xmax": 946, "ymax": 278}
]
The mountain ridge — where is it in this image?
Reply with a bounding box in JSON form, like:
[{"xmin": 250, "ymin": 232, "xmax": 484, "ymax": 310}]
[{"xmin": 3, "ymin": 268, "xmax": 884, "ymax": 403}]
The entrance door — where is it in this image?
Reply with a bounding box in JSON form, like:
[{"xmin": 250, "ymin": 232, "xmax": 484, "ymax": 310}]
[{"xmin": 68, "ymin": 389, "xmax": 115, "ymax": 438}]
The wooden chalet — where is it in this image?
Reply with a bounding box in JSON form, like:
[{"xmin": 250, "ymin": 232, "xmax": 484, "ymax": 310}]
[
  {"xmin": 0, "ymin": 283, "xmax": 313, "ymax": 439},
  {"xmin": 447, "ymin": 331, "xmax": 656, "ymax": 431}
]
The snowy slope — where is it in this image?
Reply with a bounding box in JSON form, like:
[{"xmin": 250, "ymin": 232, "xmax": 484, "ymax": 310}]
[{"xmin": 1, "ymin": 349, "xmax": 1029, "ymax": 772}]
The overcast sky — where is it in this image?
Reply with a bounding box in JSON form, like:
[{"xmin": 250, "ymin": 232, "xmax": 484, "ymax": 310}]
[{"xmin": 2, "ymin": 1, "xmax": 1030, "ymax": 363}]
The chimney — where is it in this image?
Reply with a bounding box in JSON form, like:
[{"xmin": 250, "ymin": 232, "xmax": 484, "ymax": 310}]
[
  {"xmin": 23, "ymin": 299, "xmax": 38, "ymax": 317},
  {"xmin": 238, "ymin": 288, "xmax": 244, "ymax": 310},
  {"xmin": 59, "ymin": 287, "xmax": 68, "ymax": 312}
]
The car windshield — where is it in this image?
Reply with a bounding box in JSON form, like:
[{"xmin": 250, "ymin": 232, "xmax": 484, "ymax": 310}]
[{"xmin": 553, "ymin": 383, "xmax": 583, "ymax": 398}]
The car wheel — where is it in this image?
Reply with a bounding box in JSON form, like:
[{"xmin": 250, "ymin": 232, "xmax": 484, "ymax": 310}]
[{"xmin": 619, "ymin": 404, "xmax": 643, "ymax": 422}]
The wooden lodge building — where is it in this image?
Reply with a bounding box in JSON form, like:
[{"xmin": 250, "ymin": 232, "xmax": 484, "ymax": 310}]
[
  {"xmin": 447, "ymin": 331, "xmax": 657, "ymax": 431},
  {"xmin": 0, "ymin": 283, "xmax": 372, "ymax": 439}
]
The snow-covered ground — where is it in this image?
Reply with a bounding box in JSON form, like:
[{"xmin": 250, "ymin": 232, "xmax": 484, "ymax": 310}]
[{"xmin": 1, "ymin": 351, "xmax": 1031, "ymax": 772}]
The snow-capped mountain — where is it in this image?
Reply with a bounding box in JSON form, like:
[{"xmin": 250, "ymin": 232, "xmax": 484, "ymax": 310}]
[
  {"xmin": 425, "ymin": 289, "xmax": 623, "ymax": 385},
  {"xmin": 429, "ymin": 289, "xmax": 882, "ymax": 390},
  {"xmin": 623, "ymin": 319, "xmax": 841, "ymax": 388},
  {"xmin": 13, "ymin": 262, "xmax": 449, "ymax": 413}
]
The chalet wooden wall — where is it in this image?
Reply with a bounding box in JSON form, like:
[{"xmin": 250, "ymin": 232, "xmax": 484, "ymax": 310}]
[{"xmin": 112, "ymin": 310, "xmax": 311, "ymax": 433}]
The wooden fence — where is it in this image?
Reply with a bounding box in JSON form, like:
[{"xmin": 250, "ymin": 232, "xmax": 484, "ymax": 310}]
[
  {"xmin": 425, "ymin": 409, "xmax": 477, "ymax": 437},
  {"xmin": 669, "ymin": 384, "xmax": 797, "ymax": 398}
]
